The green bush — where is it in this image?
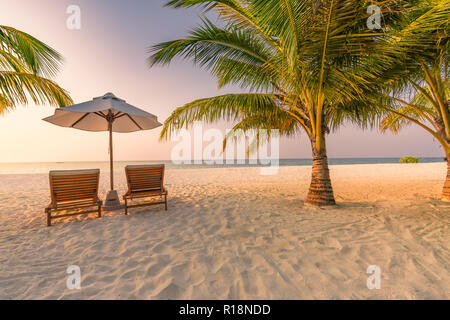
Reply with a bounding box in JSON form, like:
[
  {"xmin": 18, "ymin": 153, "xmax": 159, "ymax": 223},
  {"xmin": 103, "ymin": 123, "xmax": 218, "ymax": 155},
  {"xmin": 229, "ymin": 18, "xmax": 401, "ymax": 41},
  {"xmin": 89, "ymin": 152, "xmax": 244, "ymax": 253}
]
[{"xmin": 400, "ymin": 156, "xmax": 419, "ymax": 163}]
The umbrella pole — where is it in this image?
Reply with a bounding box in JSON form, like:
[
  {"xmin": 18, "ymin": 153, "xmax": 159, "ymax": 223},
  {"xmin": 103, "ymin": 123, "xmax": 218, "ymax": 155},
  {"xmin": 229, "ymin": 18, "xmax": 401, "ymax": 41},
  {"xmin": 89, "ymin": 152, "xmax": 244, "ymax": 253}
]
[
  {"xmin": 104, "ymin": 115, "xmax": 121, "ymax": 208},
  {"xmin": 109, "ymin": 120, "xmax": 114, "ymax": 190}
]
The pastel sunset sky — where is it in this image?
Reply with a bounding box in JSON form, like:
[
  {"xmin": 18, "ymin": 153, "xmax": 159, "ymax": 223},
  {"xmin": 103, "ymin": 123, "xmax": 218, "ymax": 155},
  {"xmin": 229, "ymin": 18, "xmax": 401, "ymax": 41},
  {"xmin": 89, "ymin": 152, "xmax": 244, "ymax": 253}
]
[{"xmin": 0, "ymin": 0, "xmax": 444, "ymax": 162}]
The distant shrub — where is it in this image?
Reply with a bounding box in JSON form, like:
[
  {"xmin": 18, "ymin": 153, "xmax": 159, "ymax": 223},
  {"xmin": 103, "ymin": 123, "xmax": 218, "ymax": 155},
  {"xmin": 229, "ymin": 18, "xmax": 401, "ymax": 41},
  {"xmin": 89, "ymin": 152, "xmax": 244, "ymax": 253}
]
[{"xmin": 400, "ymin": 156, "xmax": 419, "ymax": 163}]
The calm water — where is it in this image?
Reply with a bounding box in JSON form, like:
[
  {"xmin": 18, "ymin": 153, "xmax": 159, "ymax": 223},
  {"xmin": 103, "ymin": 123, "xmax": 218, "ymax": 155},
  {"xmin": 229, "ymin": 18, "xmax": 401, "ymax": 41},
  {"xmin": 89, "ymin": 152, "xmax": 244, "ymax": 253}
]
[{"xmin": 0, "ymin": 158, "xmax": 444, "ymax": 175}]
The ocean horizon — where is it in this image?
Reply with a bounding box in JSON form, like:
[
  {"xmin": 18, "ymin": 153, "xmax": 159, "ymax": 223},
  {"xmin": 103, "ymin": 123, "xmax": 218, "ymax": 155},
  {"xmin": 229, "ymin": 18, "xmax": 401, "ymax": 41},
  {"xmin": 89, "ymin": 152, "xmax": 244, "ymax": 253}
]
[{"xmin": 0, "ymin": 157, "xmax": 444, "ymax": 175}]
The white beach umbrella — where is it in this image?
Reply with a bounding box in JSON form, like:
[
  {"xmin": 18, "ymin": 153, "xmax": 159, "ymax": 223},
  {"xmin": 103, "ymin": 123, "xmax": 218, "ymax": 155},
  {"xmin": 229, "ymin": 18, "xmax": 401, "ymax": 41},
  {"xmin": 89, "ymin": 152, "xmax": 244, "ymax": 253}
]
[{"xmin": 43, "ymin": 92, "xmax": 162, "ymax": 207}]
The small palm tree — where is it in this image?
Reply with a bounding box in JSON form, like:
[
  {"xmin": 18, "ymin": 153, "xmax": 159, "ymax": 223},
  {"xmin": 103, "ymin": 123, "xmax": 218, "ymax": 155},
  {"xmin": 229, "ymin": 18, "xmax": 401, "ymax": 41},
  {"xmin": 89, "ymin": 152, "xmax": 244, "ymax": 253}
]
[
  {"xmin": 0, "ymin": 25, "xmax": 72, "ymax": 114},
  {"xmin": 378, "ymin": 1, "xmax": 449, "ymax": 200},
  {"xmin": 149, "ymin": 0, "xmax": 411, "ymax": 206}
]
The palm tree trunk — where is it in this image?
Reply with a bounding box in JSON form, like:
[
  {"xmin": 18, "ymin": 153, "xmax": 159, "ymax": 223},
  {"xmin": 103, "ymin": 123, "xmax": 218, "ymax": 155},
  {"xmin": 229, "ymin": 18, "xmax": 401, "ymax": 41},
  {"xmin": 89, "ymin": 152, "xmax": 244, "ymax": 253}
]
[
  {"xmin": 305, "ymin": 138, "xmax": 336, "ymax": 206},
  {"xmin": 443, "ymin": 155, "xmax": 450, "ymax": 202}
]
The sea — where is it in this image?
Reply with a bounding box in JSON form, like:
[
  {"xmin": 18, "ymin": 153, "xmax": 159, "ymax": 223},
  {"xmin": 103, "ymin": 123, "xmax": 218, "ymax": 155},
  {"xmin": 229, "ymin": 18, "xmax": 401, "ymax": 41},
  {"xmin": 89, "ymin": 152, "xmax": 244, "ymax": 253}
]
[{"xmin": 0, "ymin": 158, "xmax": 444, "ymax": 175}]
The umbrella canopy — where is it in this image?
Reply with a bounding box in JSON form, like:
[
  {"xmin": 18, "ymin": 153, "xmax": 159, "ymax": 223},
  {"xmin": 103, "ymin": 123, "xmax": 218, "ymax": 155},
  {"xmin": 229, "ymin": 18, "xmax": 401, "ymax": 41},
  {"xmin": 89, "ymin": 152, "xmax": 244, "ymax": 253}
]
[
  {"xmin": 43, "ymin": 92, "xmax": 161, "ymax": 132},
  {"xmin": 43, "ymin": 92, "xmax": 162, "ymax": 208}
]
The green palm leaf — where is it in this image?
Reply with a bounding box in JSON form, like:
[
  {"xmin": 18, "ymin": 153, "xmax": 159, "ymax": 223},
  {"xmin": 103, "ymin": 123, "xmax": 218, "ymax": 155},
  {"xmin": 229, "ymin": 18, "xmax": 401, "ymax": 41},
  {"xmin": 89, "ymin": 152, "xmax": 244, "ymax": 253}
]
[
  {"xmin": 0, "ymin": 25, "xmax": 72, "ymax": 114},
  {"xmin": 160, "ymin": 93, "xmax": 283, "ymax": 139}
]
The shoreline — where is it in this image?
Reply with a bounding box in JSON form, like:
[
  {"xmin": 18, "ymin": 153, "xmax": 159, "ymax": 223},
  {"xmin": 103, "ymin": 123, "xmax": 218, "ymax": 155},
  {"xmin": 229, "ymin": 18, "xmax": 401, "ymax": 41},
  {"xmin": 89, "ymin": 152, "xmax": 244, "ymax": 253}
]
[{"xmin": 0, "ymin": 160, "xmax": 446, "ymax": 176}]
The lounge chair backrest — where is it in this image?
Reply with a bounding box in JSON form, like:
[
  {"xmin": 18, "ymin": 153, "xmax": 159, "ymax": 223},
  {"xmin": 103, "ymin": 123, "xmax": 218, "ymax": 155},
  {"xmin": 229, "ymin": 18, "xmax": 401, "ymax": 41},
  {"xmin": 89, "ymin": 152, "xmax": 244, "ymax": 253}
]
[
  {"xmin": 125, "ymin": 165, "xmax": 165, "ymax": 192},
  {"xmin": 49, "ymin": 169, "xmax": 100, "ymax": 204}
]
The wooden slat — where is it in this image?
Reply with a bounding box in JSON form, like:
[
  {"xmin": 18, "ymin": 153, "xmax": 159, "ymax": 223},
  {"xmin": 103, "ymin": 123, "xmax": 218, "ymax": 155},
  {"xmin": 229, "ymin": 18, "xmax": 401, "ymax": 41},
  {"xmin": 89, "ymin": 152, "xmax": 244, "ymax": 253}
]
[
  {"xmin": 49, "ymin": 170, "xmax": 100, "ymax": 206},
  {"xmin": 47, "ymin": 170, "xmax": 102, "ymax": 226},
  {"xmin": 53, "ymin": 187, "xmax": 97, "ymax": 193},
  {"xmin": 53, "ymin": 190, "xmax": 97, "ymax": 196},
  {"xmin": 128, "ymin": 176, "xmax": 161, "ymax": 181},
  {"xmin": 53, "ymin": 190, "xmax": 97, "ymax": 195},
  {"xmin": 52, "ymin": 182, "xmax": 98, "ymax": 187},
  {"xmin": 126, "ymin": 190, "xmax": 167, "ymax": 200},
  {"xmin": 124, "ymin": 165, "xmax": 167, "ymax": 214},
  {"xmin": 126, "ymin": 165, "xmax": 164, "ymax": 193},
  {"xmin": 54, "ymin": 195, "xmax": 96, "ymax": 200},
  {"xmin": 52, "ymin": 179, "xmax": 98, "ymax": 185},
  {"xmin": 51, "ymin": 178, "xmax": 98, "ymax": 184},
  {"xmin": 130, "ymin": 181, "xmax": 160, "ymax": 186},
  {"xmin": 55, "ymin": 202, "xmax": 99, "ymax": 210},
  {"xmin": 52, "ymin": 182, "xmax": 97, "ymax": 188},
  {"xmin": 128, "ymin": 176, "xmax": 161, "ymax": 180}
]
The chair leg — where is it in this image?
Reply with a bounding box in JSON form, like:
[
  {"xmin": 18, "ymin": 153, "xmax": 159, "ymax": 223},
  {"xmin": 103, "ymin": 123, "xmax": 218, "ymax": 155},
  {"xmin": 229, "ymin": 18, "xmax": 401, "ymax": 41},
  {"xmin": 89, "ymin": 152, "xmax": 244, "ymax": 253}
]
[
  {"xmin": 124, "ymin": 198, "xmax": 128, "ymax": 215},
  {"xmin": 98, "ymin": 204, "xmax": 102, "ymax": 218},
  {"xmin": 46, "ymin": 209, "xmax": 52, "ymax": 227},
  {"xmin": 164, "ymin": 195, "xmax": 168, "ymax": 211}
]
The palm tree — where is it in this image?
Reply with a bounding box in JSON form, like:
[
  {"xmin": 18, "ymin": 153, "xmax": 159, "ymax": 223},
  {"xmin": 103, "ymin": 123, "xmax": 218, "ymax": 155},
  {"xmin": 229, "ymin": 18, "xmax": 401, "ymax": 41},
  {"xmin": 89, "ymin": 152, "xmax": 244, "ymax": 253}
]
[
  {"xmin": 377, "ymin": 0, "xmax": 449, "ymax": 200},
  {"xmin": 149, "ymin": 0, "xmax": 412, "ymax": 206},
  {"xmin": 0, "ymin": 25, "xmax": 72, "ymax": 114}
]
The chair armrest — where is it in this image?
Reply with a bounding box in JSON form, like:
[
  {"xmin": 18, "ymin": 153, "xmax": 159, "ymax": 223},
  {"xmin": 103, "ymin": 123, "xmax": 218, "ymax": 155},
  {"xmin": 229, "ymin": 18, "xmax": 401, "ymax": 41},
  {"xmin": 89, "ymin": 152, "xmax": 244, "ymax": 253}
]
[
  {"xmin": 95, "ymin": 197, "xmax": 103, "ymax": 206},
  {"xmin": 46, "ymin": 202, "xmax": 55, "ymax": 211}
]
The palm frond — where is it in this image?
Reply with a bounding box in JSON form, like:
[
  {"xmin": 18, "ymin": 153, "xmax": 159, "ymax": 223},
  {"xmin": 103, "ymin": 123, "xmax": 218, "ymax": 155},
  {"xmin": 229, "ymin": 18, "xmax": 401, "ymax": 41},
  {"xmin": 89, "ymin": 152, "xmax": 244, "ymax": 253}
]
[
  {"xmin": 160, "ymin": 93, "xmax": 286, "ymax": 140},
  {"xmin": 380, "ymin": 105, "xmax": 427, "ymax": 134},
  {"xmin": 0, "ymin": 25, "xmax": 73, "ymax": 111},
  {"xmin": 0, "ymin": 72, "xmax": 72, "ymax": 114},
  {"xmin": 0, "ymin": 25, "xmax": 63, "ymax": 77},
  {"xmin": 149, "ymin": 18, "xmax": 271, "ymax": 67}
]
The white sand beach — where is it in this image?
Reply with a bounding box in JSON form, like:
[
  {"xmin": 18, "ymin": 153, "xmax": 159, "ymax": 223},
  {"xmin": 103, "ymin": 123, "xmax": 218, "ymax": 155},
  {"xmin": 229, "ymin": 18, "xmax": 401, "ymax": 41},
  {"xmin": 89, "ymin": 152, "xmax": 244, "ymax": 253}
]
[{"xmin": 0, "ymin": 163, "xmax": 449, "ymax": 299}]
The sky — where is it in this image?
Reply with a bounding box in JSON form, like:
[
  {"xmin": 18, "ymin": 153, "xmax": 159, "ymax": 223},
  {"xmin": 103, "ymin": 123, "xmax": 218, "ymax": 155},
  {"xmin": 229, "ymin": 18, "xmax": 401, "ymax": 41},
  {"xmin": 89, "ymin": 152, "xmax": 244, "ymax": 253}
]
[{"xmin": 0, "ymin": 0, "xmax": 444, "ymax": 163}]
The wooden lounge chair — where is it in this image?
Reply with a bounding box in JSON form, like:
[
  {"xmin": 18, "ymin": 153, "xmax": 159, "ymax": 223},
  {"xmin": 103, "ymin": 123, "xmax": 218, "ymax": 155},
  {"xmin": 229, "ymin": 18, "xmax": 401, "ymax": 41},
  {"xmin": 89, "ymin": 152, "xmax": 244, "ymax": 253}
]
[
  {"xmin": 123, "ymin": 165, "xmax": 168, "ymax": 215},
  {"xmin": 45, "ymin": 169, "xmax": 102, "ymax": 226}
]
